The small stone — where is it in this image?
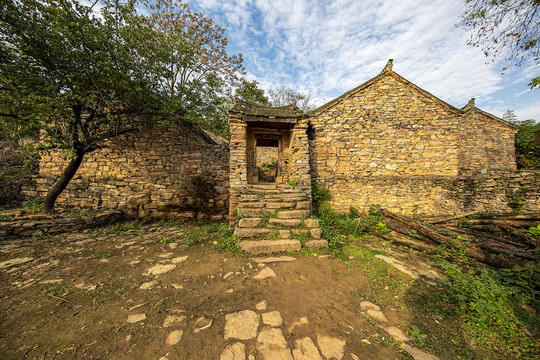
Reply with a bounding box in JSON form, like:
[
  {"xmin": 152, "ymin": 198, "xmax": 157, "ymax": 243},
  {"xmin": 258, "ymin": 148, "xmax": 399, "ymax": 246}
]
[
  {"xmin": 253, "ymin": 267, "xmax": 276, "ymax": 280},
  {"xmin": 351, "ymin": 353, "xmax": 361, "ymax": 360},
  {"xmin": 251, "ymin": 256, "xmax": 296, "ymax": 263},
  {"xmin": 359, "ymin": 301, "xmax": 380, "ymax": 311},
  {"xmin": 361, "ymin": 339, "xmax": 371, "ymax": 345},
  {"xmin": 401, "ymin": 343, "xmax": 440, "ymax": 360},
  {"xmin": 305, "ymin": 240, "xmax": 328, "ymax": 249},
  {"xmin": 171, "ymin": 283, "xmax": 184, "ymax": 289},
  {"xmin": 163, "ymin": 315, "xmax": 186, "ymax": 328},
  {"xmin": 147, "ymin": 264, "xmax": 176, "ymax": 275},
  {"xmin": 226, "ymin": 289, "xmax": 234, "ymax": 293},
  {"xmin": 224, "ymin": 310, "xmax": 260, "ymax": 340},
  {"xmin": 0, "ymin": 257, "xmax": 33, "ymax": 269},
  {"xmin": 74, "ymin": 282, "xmax": 96, "ymax": 291},
  {"xmin": 127, "ymin": 313, "xmax": 146, "ymax": 323},
  {"xmin": 366, "ymin": 310, "xmax": 388, "ymax": 323},
  {"xmin": 317, "ymin": 334, "xmax": 345, "ymax": 360},
  {"xmin": 224, "ymin": 272, "xmax": 234, "ymax": 279},
  {"xmin": 262, "ymin": 311, "xmax": 283, "ymax": 327},
  {"xmin": 256, "ymin": 300, "xmax": 268, "ymax": 311},
  {"xmin": 385, "ymin": 326, "xmax": 410, "ymax": 342},
  {"xmin": 257, "ymin": 328, "xmax": 293, "ymax": 360},
  {"xmin": 292, "ymin": 337, "xmax": 322, "ymax": 360},
  {"xmin": 194, "ymin": 317, "xmax": 213, "ymax": 333},
  {"xmin": 165, "ymin": 330, "xmax": 184, "ymax": 346},
  {"xmin": 129, "ymin": 259, "xmax": 140, "ymax": 265},
  {"xmin": 40, "ymin": 279, "xmax": 63, "ymax": 284},
  {"xmin": 220, "ymin": 342, "xmax": 246, "ymax": 360},
  {"xmin": 139, "ymin": 281, "xmax": 157, "ymax": 290},
  {"xmin": 171, "ymin": 256, "xmax": 189, "ymax": 264}
]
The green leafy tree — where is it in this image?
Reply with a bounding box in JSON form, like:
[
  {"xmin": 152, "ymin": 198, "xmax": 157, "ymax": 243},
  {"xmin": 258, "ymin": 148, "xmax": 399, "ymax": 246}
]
[
  {"xmin": 234, "ymin": 79, "xmax": 269, "ymax": 106},
  {"xmin": 0, "ymin": 0, "xmax": 160, "ymax": 213},
  {"xmin": 138, "ymin": 0, "xmax": 244, "ymax": 135},
  {"xmin": 0, "ymin": 0, "xmax": 243, "ymax": 213},
  {"xmin": 503, "ymin": 110, "xmax": 540, "ymax": 168},
  {"xmin": 460, "ymin": 0, "xmax": 540, "ymax": 88}
]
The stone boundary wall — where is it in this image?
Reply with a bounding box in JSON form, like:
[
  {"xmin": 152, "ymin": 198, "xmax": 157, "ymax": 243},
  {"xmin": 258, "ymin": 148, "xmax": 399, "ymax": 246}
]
[
  {"xmin": 23, "ymin": 125, "xmax": 230, "ymax": 220},
  {"xmin": 317, "ymin": 170, "xmax": 540, "ymax": 216},
  {"xmin": 458, "ymin": 109, "xmax": 518, "ymax": 175},
  {"xmin": 0, "ymin": 211, "xmax": 124, "ymax": 239}
]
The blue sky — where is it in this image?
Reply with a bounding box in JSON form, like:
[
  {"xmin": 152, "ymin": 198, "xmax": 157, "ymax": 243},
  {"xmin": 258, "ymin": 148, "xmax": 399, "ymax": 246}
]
[{"xmin": 187, "ymin": 0, "xmax": 539, "ymax": 121}]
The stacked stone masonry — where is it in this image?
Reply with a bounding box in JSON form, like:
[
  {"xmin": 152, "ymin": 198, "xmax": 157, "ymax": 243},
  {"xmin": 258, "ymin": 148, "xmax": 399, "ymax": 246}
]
[
  {"xmin": 307, "ymin": 64, "xmax": 536, "ymax": 215},
  {"xmin": 24, "ymin": 124, "xmax": 229, "ymax": 220}
]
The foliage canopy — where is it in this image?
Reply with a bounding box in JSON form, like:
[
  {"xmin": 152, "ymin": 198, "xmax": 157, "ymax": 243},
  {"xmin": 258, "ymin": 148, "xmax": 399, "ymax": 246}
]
[{"xmin": 461, "ymin": 0, "xmax": 540, "ymax": 88}]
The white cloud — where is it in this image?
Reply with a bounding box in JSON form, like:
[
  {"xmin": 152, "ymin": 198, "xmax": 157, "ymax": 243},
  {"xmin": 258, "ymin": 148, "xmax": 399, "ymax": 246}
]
[{"xmin": 187, "ymin": 0, "xmax": 537, "ymax": 111}]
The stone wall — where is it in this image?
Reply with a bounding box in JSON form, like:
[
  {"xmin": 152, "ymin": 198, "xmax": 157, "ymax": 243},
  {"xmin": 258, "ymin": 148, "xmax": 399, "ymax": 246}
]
[
  {"xmin": 458, "ymin": 108, "xmax": 518, "ymax": 175},
  {"xmin": 24, "ymin": 125, "xmax": 229, "ymax": 220},
  {"xmin": 309, "ymin": 72, "xmax": 461, "ymax": 184},
  {"xmin": 308, "ymin": 70, "xmax": 535, "ymax": 215},
  {"xmin": 314, "ymin": 171, "xmax": 540, "ymax": 216}
]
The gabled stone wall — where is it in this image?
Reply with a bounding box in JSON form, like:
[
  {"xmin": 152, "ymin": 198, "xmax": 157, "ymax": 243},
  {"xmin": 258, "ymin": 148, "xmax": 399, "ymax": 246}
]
[
  {"xmin": 308, "ymin": 70, "xmax": 536, "ymax": 215},
  {"xmin": 309, "ymin": 72, "xmax": 462, "ymax": 213},
  {"xmin": 24, "ymin": 125, "xmax": 229, "ymax": 220}
]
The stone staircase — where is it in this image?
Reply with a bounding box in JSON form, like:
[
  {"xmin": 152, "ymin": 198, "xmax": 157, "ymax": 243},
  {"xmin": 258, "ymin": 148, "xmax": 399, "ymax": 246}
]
[{"xmin": 233, "ymin": 184, "xmax": 327, "ymax": 254}]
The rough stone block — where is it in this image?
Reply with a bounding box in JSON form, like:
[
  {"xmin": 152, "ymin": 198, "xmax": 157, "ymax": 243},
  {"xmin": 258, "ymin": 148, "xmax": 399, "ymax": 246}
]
[
  {"xmin": 305, "ymin": 240, "xmax": 328, "ymax": 249},
  {"xmin": 277, "ymin": 210, "xmax": 310, "ymax": 219},
  {"xmin": 233, "ymin": 227, "xmax": 276, "ymax": 238},
  {"xmin": 269, "ymin": 218, "xmax": 302, "ymax": 227},
  {"xmin": 238, "ymin": 218, "xmax": 263, "ymax": 228},
  {"xmin": 237, "ymin": 240, "xmax": 301, "ymax": 254}
]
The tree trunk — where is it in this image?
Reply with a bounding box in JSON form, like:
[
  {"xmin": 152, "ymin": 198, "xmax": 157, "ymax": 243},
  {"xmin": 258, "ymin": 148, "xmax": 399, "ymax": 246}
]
[{"xmin": 42, "ymin": 148, "xmax": 84, "ymax": 214}]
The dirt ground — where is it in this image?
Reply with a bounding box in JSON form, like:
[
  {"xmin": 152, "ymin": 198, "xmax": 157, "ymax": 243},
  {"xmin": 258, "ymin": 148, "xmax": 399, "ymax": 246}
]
[{"xmin": 0, "ymin": 221, "xmax": 446, "ymax": 359}]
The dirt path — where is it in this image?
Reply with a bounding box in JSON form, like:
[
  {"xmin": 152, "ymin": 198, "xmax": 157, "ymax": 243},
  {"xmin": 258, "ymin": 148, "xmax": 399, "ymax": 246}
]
[{"xmin": 0, "ymin": 222, "xmax": 441, "ymax": 359}]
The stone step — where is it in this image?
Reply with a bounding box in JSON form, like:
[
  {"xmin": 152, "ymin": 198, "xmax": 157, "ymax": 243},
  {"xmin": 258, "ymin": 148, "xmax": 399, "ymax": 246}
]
[
  {"xmin": 233, "ymin": 227, "xmax": 277, "ymax": 238},
  {"xmin": 237, "ymin": 218, "xmax": 264, "ymax": 228},
  {"xmin": 266, "ymin": 202, "xmax": 296, "ymax": 209},
  {"xmin": 268, "ymin": 218, "xmax": 302, "ymax": 227},
  {"xmin": 277, "ymin": 210, "xmax": 311, "ymax": 219},
  {"xmin": 237, "ymin": 240, "xmax": 302, "ymax": 254},
  {"xmin": 236, "ymin": 208, "xmax": 274, "ymax": 217}
]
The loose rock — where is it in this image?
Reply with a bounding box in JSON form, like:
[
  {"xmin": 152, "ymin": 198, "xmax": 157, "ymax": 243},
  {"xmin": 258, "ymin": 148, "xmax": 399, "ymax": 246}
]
[
  {"xmin": 165, "ymin": 330, "xmax": 184, "ymax": 346},
  {"xmin": 163, "ymin": 315, "xmax": 186, "ymax": 328},
  {"xmin": 262, "ymin": 311, "xmax": 283, "ymax": 327},
  {"xmin": 253, "ymin": 267, "xmax": 276, "ymax": 280},
  {"xmin": 257, "ymin": 328, "xmax": 293, "ymax": 360},
  {"xmin": 171, "ymin": 255, "xmax": 189, "ymax": 264},
  {"xmin": 220, "ymin": 342, "xmax": 246, "ymax": 360},
  {"xmin": 147, "ymin": 264, "xmax": 176, "ymax": 275},
  {"xmin": 224, "ymin": 310, "xmax": 260, "ymax": 340},
  {"xmin": 139, "ymin": 281, "xmax": 157, "ymax": 290},
  {"xmin": 367, "ymin": 310, "xmax": 388, "ymax": 323},
  {"xmin": 317, "ymin": 334, "xmax": 345, "ymax": 360},
  {"xmin": 256, "ymin": 300, "xmax": 268, "ymax": 311},
  {"xmin": 127, "ymin": 313, "xmax": 146, "ymax": 323},
  {"xmin": 292, "ymin": 337, "xmax": 322, "ymax": 360},
  {"xmin": 0, "ymin": 257, "xmax": 33, "ymax": 270}
]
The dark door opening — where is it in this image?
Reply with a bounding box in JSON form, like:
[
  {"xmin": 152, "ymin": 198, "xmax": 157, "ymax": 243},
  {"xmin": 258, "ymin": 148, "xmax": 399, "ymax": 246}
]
[{"xmin": 255, "ymin": 137, "xmax": 280, "ymax": 183}]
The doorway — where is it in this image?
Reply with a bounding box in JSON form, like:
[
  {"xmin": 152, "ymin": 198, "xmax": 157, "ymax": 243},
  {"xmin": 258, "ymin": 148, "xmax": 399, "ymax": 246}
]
[{"xmin": 255, "ymin": 135, "xmax": 281, "ymax": 183}]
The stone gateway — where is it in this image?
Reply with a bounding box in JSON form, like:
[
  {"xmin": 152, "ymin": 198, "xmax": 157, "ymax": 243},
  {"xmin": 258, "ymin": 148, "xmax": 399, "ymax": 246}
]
[{"xmin": 25, "ymin": 60, "xmax": 539, "ymax": 234}]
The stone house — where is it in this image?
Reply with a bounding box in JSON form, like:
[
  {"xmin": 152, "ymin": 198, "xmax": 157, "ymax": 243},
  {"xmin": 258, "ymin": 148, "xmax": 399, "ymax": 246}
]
[{"xmin": 25, "ymin": 60, "xmax": 539, "ymax": 253}]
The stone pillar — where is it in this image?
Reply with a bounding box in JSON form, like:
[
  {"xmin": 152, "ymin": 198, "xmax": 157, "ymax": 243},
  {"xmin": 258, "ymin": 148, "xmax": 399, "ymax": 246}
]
[
  {"xmin": 289, "ymin": 119, "xmax": 312, "ymax": 187},
  {"xmin": 229, "ymin": 113, "xmax": 247, "ymax": 223}
]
